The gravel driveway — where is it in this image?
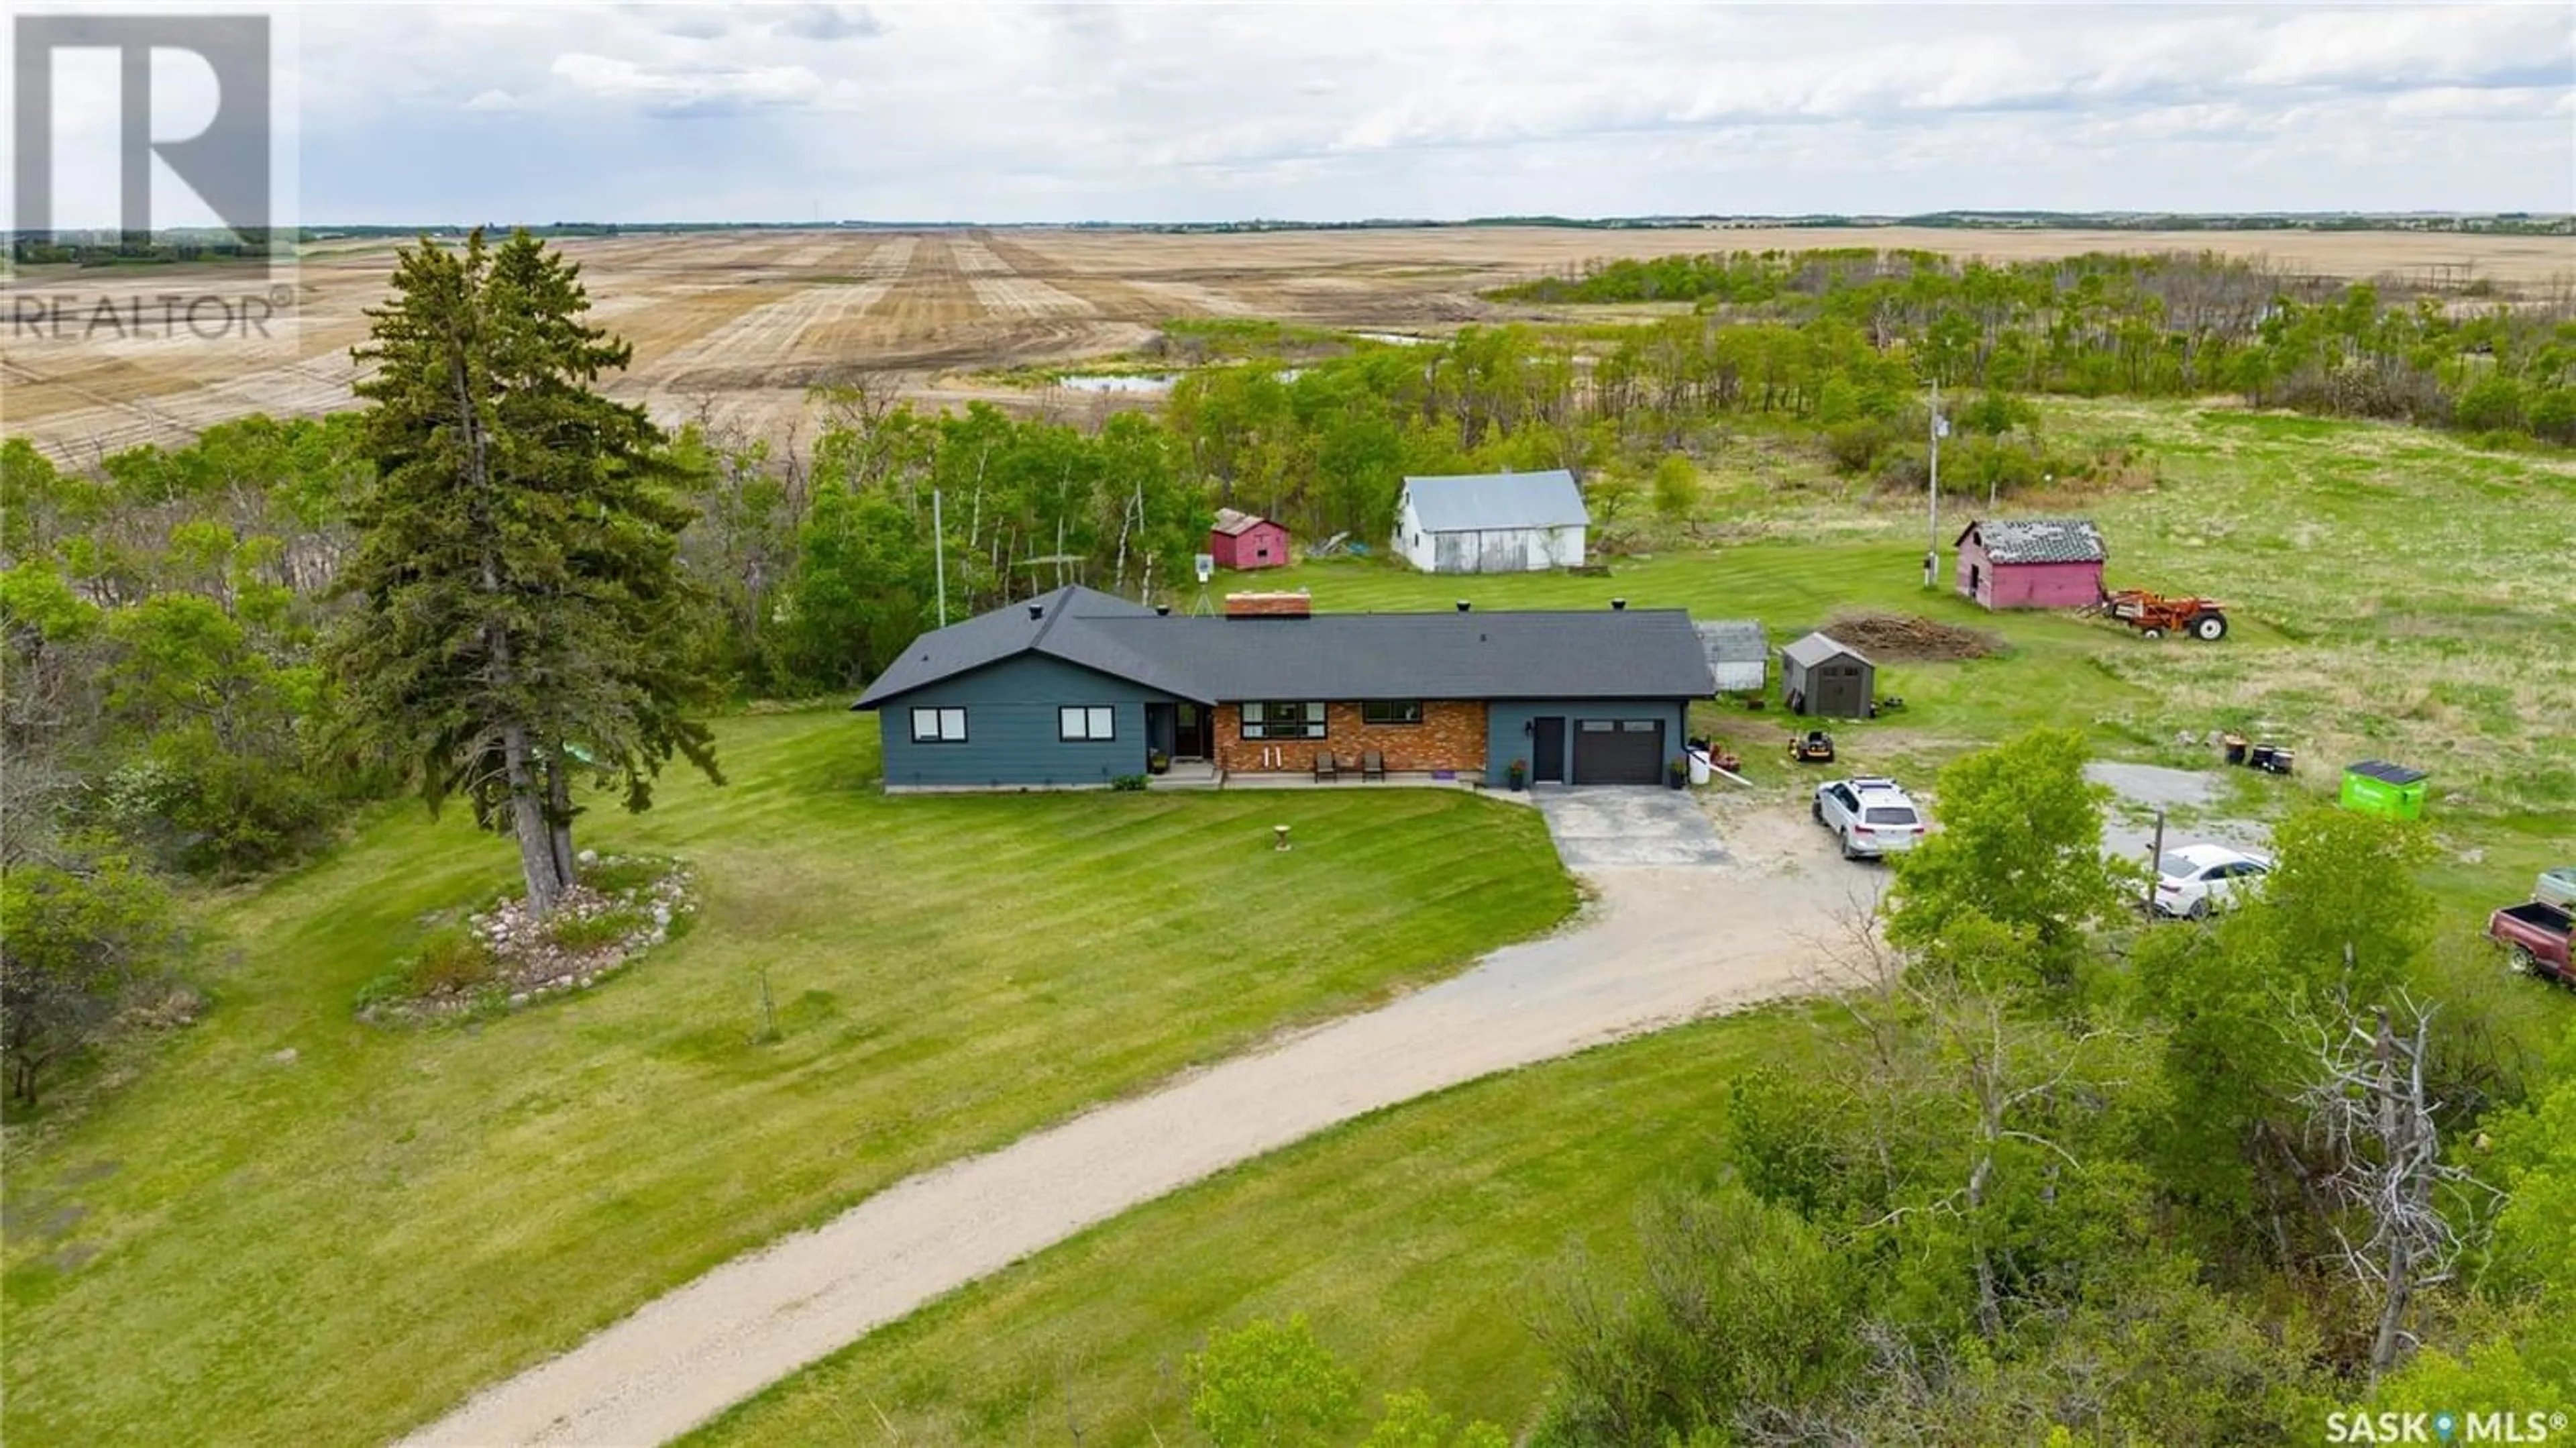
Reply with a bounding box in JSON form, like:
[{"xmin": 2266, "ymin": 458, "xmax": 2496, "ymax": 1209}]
[{"xmin": 402, "ymin": 794, "xmax": 1874, "ymax": 1448}]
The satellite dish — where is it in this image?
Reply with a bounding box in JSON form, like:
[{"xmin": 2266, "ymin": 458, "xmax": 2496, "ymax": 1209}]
[{"xmin": 1193, "ymin": 554, "xmax": 1216, "ymax": 584}]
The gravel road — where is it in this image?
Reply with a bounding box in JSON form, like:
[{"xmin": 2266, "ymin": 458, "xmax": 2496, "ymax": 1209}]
[{"xmin": 400, "ymin": 794, "xmax": 1874, "ymax": 1447}]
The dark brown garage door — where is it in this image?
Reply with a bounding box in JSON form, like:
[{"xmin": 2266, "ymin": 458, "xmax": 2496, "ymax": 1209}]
[{"xmin": 1572, "ymin": 718, "xmax": 1664, "ymax": 784}]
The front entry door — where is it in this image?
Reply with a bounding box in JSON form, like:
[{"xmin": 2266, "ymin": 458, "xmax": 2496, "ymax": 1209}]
[
  {"xmin": 1173, "ymin": 703, "xmax": 1211, "ymax": 759},
  {"xmin": 1531, "ymin": 717, "xmax": 1566, "ymax": 783}
]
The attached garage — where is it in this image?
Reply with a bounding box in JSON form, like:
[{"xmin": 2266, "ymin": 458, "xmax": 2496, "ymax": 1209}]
[{"xmin": 1572, "ymin": 717, "xmax": 1666, "ymax": 784}]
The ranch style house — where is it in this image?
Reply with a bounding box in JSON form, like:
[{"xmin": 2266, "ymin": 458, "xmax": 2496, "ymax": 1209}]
[{"xmin": 855, "ymin": 585, "xmax": 1717, "ymax": 791}]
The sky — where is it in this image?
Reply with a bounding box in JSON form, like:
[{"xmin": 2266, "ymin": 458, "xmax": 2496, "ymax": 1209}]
[{"xmin": 25, "ymin": 2, "xmax": 2576, "ymax": 225}]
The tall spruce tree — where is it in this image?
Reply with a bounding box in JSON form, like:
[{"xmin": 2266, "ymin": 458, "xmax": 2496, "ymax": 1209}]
[{"xmin": 330, "ymin": 229, "xmax": 719, "ymax": 914}]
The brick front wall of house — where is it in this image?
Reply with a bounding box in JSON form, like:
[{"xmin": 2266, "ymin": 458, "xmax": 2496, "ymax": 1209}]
[{"xmin": 1215, "ymin": 700, "xmax": 1488, "ymax": 775}]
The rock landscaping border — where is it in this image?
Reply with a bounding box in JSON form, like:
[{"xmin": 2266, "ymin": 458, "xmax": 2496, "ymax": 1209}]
[{"xmin": 356, "ymin": 854, "xmax": 697, "ymax": 1026}]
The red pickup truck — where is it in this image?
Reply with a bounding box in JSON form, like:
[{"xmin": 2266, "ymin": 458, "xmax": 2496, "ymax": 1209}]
[{"xmin": 2490, "ymin": 901, "xmax": 2574, "ymax": 986}]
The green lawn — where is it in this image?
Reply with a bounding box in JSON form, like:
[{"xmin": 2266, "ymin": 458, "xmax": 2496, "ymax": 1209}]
[
  {"xmin": 682, "ymin": 1008, "xmax": 1794, "ymax": 1447},
  {"xmin": 0, "ymin": 709, "xmax": 1574, "ymax": 1448}
]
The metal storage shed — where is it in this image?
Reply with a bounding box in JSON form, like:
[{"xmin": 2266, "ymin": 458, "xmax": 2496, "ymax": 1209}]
[
  {"xmin": 1696, "ymin": 621, "xmax": 1770, "ymax": 694},
  {"xmin": 1780, "ymin": 631, "xmax": 1874, "ymax": 719}
]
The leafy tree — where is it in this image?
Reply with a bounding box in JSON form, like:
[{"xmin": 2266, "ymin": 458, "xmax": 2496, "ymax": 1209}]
[
  {"xmin": 328, "ymin": 229, "xmax": 719, "ymax": 914},
  {"xmin": 0, "ymin": 844, "xmax": 184, "ymax": 1106},
  {"xmin": 1185, "ymin": 1314, "xmax": 1360, "ymax": 1448},
  {"xmin": 1884, "ymin": 728, "xmax": 2125, "ymax": 982},
  {"xmin": 2137, "ymin": 809, "xmax": 2435, "ymax": 1243},
  {"xmin": 1650, "ymin": 452, "xmax": 1698, "ymax": 524}
]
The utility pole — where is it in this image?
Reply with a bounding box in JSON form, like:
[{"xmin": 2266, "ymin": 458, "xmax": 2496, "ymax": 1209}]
[
  {"xmin": 932, "ymin": 487, "xmax": 948, "ymax": 627},
  {"xmin": 1923, "ymin": 377, "xmax": 1946, "ymax": 588},
  {"xmin": 2144, "ymin": 807, "xmax": 2165, "ymax": 916}
]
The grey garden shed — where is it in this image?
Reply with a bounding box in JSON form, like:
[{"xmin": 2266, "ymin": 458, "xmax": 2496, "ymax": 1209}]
[{"xmin": 1780, "ymin": 631, "xmax": 1875, "ymax": 719}]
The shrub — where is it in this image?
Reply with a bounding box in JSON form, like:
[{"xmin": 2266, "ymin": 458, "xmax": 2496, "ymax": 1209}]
[
  {"xmin": 1533, "ymin": 1184, "xmax": 1857, "ymax": 1445},
  {"xmin": 1825, "ymin": 419, "xmax": 1899, "ymax": 474},
  {"xmin": 1187, "ymin": 1314, "xmax": 1359, "ymax": 1447},
  {"xmin": 578, "ymin": 855, "xmax": 669, "ymax": 896},
  {"xmin": 89, "ymin": 732, "xmax": 337, "ymax": 877},
  {"xmin": 2452, "ymin": 373, "xmax": 2525, "ymax": 433},
  {"xmin": 398, "ymin": 925, "xmax": 496, "ymax": 998},
  {"xmin": 545, "ymin": 906, "xmax": 647, "ymax": 953},
  {"xmin": 1110, "ymin": 774, "xmax": 1149, "ymax": 792}
]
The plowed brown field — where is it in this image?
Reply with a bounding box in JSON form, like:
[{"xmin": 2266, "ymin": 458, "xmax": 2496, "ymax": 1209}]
[{"xmin": 7, "ymin": 224, "xmax": 2568, "ymax": 459}]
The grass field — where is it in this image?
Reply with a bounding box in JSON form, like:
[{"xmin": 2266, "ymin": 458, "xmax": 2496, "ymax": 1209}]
[
  {"xmin": 1258, "ymin": 400, "xmax": 2576, "ymax": 915},
  {"xmin": 681, "ymin": 1009, "xmax": 1792, "ymax": 1447},
  {"xmin": 0, "ymin": 710, "xmax": 1574, "ymax": 1447}
]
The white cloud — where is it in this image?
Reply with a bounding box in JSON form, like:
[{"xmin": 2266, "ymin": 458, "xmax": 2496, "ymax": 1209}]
[
  {"xmin": 549, "ymin": 53, "xmax": 826, "ymax": 117},
  {"xmin": 462, "ymin": 89, "xmax": 521, "ymax": 113},
  {"xmin": 280, "ymin": 3, "xmax": 2573, "ymax": 223}
]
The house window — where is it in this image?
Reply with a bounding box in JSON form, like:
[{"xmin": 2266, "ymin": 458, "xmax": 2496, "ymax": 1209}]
[
  {"xmin": 910, "ymin": 707, "xmax": 968, "ymax": 743},
  {"xmin": 1360, "ymin": 700, "xmax": 1424, "ymax": 725},
  {"xmin": 1058, "ymin": 705, "xmax": 1116, "ymax": 742},
  {"xmin": 1241, "ymin": 701, "xmax": 1326, "ymax": 739}
]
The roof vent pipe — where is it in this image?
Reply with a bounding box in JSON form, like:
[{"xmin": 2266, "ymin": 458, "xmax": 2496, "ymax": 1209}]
[
  {"xmin": 1456, "ymin": 600, "xmax": 1471, "ymax": 613},
  {"xmin": 1155, "ymin": 604, "xmax": 1171, "ymax": 617},
  {"xmin": 1611, "ymin": 597, "xmax": 1627, "ymax": 611},
  {"xmin": 1027, "ymin": 603, "xmax": 1044, "ymax": 620}
]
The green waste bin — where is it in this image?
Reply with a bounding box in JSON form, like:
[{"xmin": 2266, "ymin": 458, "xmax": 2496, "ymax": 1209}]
[{"xmin": 2341, "ymin": 760, "xmax": 2428, "ymax": 821}]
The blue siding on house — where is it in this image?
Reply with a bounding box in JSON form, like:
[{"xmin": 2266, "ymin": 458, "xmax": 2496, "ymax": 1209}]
[
  {"xmin": 1485, "ymin": 699, "xmax": 1689, "ymax": 786},
  {"xmin": 874, "ymin": 654, "xmax": 1179, "ymax": 788}
]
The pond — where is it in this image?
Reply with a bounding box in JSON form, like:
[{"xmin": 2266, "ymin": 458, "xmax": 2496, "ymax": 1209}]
[
  {"xmin": 1048, "ymin": 367, "xmax": 1305, "ymax": 393},
  {"xmin": 1051, "ymin": 372, "xmax": 1181, "ymax": 393}
]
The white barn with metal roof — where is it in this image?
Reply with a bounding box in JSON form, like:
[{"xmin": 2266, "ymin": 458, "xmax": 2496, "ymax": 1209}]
[{"xmin": 1394, "ymin": 469, "xmax": 1589, "ymax": 574}]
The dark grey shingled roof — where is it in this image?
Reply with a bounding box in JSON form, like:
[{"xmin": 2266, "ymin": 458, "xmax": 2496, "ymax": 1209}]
[
  {"xmin": 1697, "ymin": 621, "xmax": 1769, "ymax": 667},
  {"xmin": 1781, "ymin": 631, "xmax": 1871, "ymax": 669},
  {"xmin": 1401, "ymin": 470, "xmax": 1589, "ymax": 532},
  {"xmin": 854, "ymin": 586, "xmax": 1201, "ymax": 708},
  {"xmin": 855, "ymin": 586, "xmax": 1715, "ymax": 708},
  {"xmin": 1960, "ymin": 517, "xmax": 2107, "ymax": 565}
]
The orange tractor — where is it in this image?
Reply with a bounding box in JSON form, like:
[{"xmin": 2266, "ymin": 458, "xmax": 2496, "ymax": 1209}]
[{"xmin": 2100, "ymin": 588, "xmax": 2229, "ymax": 641}]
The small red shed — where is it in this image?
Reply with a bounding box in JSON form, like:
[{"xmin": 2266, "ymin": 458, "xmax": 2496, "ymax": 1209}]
[
  {"xmin": 1955, "ymin": 517, "xmax": 2107, "ymax": 610},
  {"xmin": 1209, "ymin": 508, "xmax": 1291, "ymax": 570}
]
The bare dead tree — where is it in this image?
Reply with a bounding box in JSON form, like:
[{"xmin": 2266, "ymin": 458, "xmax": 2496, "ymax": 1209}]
[{"xmin": 2293, "ymin": 991, "xmax": 2501, "ymax": 1380}]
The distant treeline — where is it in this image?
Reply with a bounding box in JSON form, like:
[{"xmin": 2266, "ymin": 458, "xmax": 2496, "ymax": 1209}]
[{"xmin": 1485, "ymin": 250, "xmax": 2575, "ymax": 442}]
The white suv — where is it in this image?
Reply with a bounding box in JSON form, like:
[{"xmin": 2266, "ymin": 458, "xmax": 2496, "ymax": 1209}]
[{"xmin": 1814, "ymin": 778, "xmax": 1927, "ymax": 860}]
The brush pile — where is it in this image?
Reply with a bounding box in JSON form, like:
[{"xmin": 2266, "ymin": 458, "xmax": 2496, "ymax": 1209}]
[{"xmin": 1825, "ymin": 611, "xmax": 2003, "ymax": 662}]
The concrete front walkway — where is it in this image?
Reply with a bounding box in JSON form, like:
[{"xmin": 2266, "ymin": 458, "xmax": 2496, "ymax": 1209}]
[{"xmin": 401, "ymin": 796, "xmax": 1872, "ymax": 1448}]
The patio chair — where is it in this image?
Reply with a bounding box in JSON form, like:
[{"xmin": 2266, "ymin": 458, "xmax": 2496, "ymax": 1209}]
[
  {"xmin": 1312, "ymin": 753, "xmax": 1340, "ymax": 782},
  {"xmin": 1360, "ymin": 750, "xmax": 1387, "ymax": 782}
]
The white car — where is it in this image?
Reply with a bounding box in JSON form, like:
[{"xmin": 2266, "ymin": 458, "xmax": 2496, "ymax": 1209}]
[
  {"xmin": 1813, "ymin": 777, "xmax": 1927, "ymax": 860},
  {"xmin": 2155, "ymin": 843, "xmax": 2273, "ymax": 919}
]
